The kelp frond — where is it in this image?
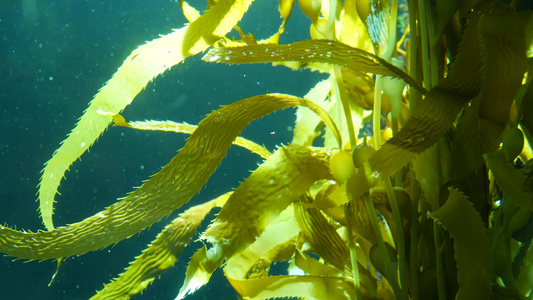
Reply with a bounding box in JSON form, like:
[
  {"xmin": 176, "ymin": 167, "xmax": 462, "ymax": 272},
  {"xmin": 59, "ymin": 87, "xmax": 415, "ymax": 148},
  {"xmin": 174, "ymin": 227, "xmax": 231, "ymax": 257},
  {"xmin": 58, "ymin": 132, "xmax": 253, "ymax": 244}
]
[{"xmin": 3, "ymin": 1, "xmax": 533, "ymax": 300}]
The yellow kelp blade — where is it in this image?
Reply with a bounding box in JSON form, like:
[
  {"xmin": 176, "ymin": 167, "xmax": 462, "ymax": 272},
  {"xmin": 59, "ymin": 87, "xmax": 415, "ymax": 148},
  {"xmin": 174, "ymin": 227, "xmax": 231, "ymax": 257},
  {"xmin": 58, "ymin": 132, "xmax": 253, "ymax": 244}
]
[
  {"xmin": 202, "ymin": 145, "xmax": 332, "ymax": 256},
  {"xmin": 228, "ymin": 274, "xmax": 356, "ymax": 299},
  {"xmin": 226, "ymin": 210, "xmax": 356, "ymax": 299},
  {"xmin": 106, "ymin": 113, "xmax": 271, "ymax": 159},
  {"xmin": 38, "ymin": 0, "xmax": 254, "ymax": 230},
  {"xmin": 224, "ymin": 207, "xmax": 300, "ymax": 281},
  {"xmin": 91, "ymin": 194, "xmax": 229, "ymax": 300},
  {"xmin": 202, "ymin": 39, "xmax": 427, "ymax": 94},
  {"xmin": 294, "ymin": 199, "xmax": 349, "ymax": 271},
  {"xmin": 430, "ymin": 189, "xmax": 492, "ymax": 300},
  {"xmin": 176, "ymin": 145, "xmax": 333, "ymax": 299},
  {"xmin": 178, "ymin": 0, "xmax": 201, "ymax": 23},
  {"xmin": 292, "ymin": 79, "xmax": 332, "ymax": 146},
  {"xmin": 0, "ymin": 94, "xmax": 320, "ymax": 260}
]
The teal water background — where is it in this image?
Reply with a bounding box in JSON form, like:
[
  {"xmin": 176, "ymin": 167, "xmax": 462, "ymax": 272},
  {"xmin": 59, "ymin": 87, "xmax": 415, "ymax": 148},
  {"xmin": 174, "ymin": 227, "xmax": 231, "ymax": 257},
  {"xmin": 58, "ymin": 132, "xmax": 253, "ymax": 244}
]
[{"xmin": 0, "ymin": 0, "xmax": 326, "ymax": 299}]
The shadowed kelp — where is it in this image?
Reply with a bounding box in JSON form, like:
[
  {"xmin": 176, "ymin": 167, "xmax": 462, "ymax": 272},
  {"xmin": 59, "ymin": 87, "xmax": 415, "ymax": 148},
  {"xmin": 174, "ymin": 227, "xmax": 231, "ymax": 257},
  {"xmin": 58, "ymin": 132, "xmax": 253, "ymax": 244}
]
[{"xmin": 2, "ymin": 1, "xmax": 533, "ymax": 299}]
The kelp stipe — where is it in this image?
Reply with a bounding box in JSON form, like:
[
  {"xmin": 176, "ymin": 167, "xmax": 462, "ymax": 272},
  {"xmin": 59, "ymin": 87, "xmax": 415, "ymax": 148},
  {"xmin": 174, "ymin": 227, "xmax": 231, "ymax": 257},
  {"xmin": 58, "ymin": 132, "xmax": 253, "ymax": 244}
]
[{"xmin": 2, "ymin": 1, "xmax": 533, "ymax": 300}]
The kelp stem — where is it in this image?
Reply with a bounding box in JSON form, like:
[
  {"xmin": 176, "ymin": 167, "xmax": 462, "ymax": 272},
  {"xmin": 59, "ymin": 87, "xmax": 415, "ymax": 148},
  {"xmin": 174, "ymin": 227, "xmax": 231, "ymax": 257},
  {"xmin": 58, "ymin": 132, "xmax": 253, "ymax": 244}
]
[
  {"xmin": 373, "ymin": 76, "xmax": 383, "ymax": 150},
  {"xmin": 362, "ymin": 192, "xmax": 402, "ymax": 297},
  {"xmin": 344, "ymin": 201, "xmax": 362, "ymax": 300},
  {"xmin": 331, "ymin": 66, "xmax": 357, "ymax": 148},
  {"xmin": 407, "ymin": 0, "xmax": 422, "ymax": 113},
  {"xmin": 384, "ymin": 0, "xmax": 399, "ymax": 60},
  {"xmin": 426, "ymin": 1, "xmax": 439, "ymax": 88},
  {"xmin": 434, "ymin": 224, "xmax": 447, "ymax": 300},
  {"xmin": 385, "ymin": 179, "xmax": 409, "ymax": 300},
  {"xmin": 417, "ymin": 0, "xmax": 431, "ymax": 89},
  {"xmin": 409, "ymin": 169, "xmax": 421, "ymax": 300}
]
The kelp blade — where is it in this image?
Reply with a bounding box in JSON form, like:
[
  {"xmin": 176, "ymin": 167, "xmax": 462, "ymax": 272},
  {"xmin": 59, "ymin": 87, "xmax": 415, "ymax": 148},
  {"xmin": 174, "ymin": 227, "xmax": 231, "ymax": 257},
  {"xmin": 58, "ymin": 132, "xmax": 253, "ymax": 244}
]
[
  {"xmin": 177, "ymin": 144, "xmax": 333, "ymax": 299},
  {"xmin": 91, "ymin": 196, "xmax": 228, "ymax": 300},
  {"xmin": 38, "ymin": 0, "xmax": 254, "ymax": 230},
  {"xmin": 348, "ymin": 9, "xmax": 531, "ymax": 196},
  {"xmin": 430, "ymin": 189, "xmax": 492, "ymax": 300},
  {"xmin": 224, "ymin": 207, "xmax": 300, "ymax": 281},
  {"xmin": 228, "ymin": 275, "xmax": 355, "ymax": 300},
  {"xmin": 108, "ymin": 113, "xmax": 272, "ymax": 159},
  {"xmin": 294, "ymin": 199, "xmax": 350, "ymax": 271},
  {"xmin": 202, "ymin": 39, "xmax": 427, "ymax": 94},
  {"xmin": 0, "ymin": 94, "xmax": 325, "ymax": 260}
]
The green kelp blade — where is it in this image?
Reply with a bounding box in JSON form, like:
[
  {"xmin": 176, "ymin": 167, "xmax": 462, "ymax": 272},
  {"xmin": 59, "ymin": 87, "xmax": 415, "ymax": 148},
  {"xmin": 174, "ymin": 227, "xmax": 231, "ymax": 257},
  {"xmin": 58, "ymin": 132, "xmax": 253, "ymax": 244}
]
[
  {"xmin": 91, "ymin": 194, "xmax": 229, "ymax": 300},
  {"xmin": 0, "ymin": 94, "xmax": 329, "ymax": 260},
  {"xmin": 292, "ymin": 79, "xmax": 331, "ymax": 146},
  {"xmin": 38, "ymin": 0, "xmax": 254, "ymax": 230},
  {"xmin": 202, "ymin": 39, "xmax": 428, "ymax": 94},
  {"xmin": 430, "ymin": 189, "xmax": 492, "ymax": 300},
  {"xmin": 177, "ymin": 145, "xmax": 333, "ymax": 299},
  {"xmin": 485, "ymin": 151, "xmax": 533, "ymax": 211},
  {"xmin": 451, "ymin": 10, "xmax": 533, "ymax": 179},
  {"xmin": 106, "ymin": 113, "xmax": 272, "ymax": 159}
]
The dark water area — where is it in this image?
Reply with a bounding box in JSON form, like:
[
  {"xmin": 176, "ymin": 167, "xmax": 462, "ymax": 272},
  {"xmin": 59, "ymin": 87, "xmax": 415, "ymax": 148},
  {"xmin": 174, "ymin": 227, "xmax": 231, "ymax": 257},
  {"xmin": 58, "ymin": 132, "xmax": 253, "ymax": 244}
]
[{"xmin": 0, "ymin": 0, "xmax": 326, "ymax": 299}]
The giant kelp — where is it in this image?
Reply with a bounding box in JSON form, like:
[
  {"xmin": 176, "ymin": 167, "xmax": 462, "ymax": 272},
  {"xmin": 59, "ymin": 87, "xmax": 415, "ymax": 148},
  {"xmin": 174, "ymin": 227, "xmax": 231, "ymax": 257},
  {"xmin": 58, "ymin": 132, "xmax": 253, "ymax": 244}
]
[{"xmin": 2, "ymin": 0, "xmax": 533, "ymax": 299}]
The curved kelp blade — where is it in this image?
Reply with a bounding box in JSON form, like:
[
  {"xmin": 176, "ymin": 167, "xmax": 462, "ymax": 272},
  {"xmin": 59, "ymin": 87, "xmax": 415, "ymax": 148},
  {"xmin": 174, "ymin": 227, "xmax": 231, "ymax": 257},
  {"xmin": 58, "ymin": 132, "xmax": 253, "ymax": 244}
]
[
  {"xmin": 430, "ymin": 189, "xmax": 492, "ymax": 300},
  {"xmin": 292, "ymin": 79, "xmax": 332, "ymax": 146},
  {"xmin": 224, "ymin": 207, "xmax": 300, "ymax": 282},
  {"xmin": 202, "ymin": 39, "xmax": 427, "ymax": 94},
  {"xmin": 294, "ymin": 200, "xmax": 349, "ymax": 271},
  {"xmin": 228, "ymin": 275, "xmax": 356, "ymax": 300},
  {"xmin": 485, "ymin": 151, "xmax": 533, "ymax": 211},
  {"xmin": 90, "ymin": 195, "xmax": 228, "ymax": 300},
  {"xmin": 0, "ymin": 94, "xmax": 327, "ymax": 260},
  {"xmin": 176, "ymin": 145, "xmax": 333, "ymax": 299},
  {"xmin": 38, "ymin": 0, "xmax": 254, "ymax": 230},
  {"xmin": 451, "ymin": 10, "xmax": 533, "ymax": 179},
  {"xmin": 107, "ymin": 113, "xmax": 272, "ymax": 159}
]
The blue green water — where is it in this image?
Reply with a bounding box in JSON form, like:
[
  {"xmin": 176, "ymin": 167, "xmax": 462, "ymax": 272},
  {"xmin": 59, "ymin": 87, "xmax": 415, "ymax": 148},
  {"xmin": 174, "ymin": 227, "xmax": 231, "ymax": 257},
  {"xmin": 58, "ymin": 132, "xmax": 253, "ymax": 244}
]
[{"xmin": 0, "ymin": 0, "xmax": 326, "ymax": 299}]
